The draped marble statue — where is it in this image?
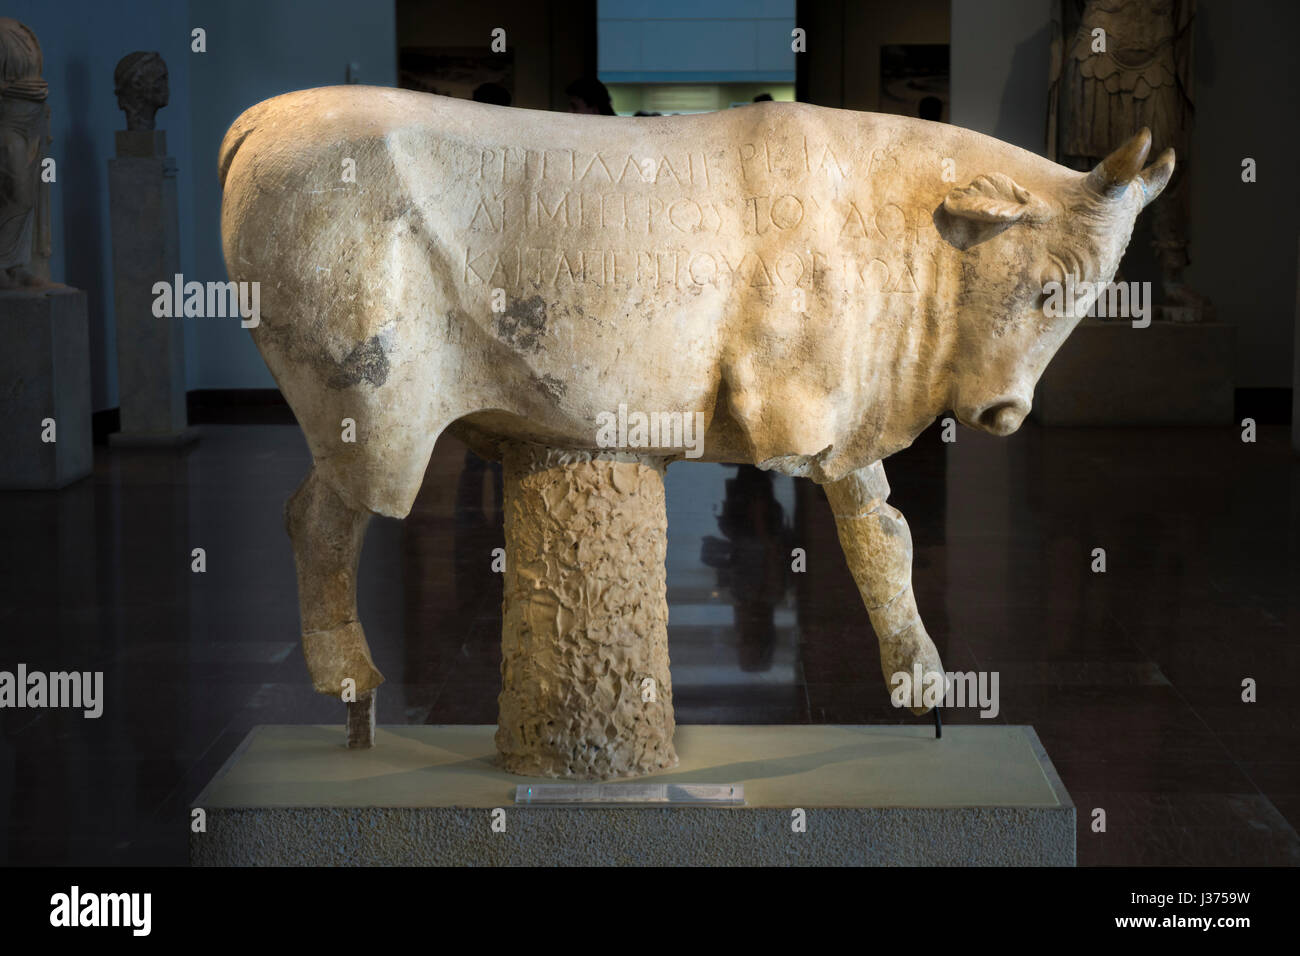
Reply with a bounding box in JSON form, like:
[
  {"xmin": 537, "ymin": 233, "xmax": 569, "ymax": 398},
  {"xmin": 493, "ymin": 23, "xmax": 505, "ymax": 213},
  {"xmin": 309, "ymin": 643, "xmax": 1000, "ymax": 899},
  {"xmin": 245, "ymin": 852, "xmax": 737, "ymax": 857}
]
[
  {"xmin": 0, "ymin": 17, "xmax": 51, "ymax": 290},
  {"xmin": 0, "ymin": 20, "xmax": 90, "ymax": 490}
]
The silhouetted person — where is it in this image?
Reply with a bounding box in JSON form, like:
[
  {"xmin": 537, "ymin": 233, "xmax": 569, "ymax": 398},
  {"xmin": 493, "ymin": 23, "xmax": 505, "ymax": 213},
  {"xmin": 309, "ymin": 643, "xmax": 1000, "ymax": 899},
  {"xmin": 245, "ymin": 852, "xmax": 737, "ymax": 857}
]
[
  {"xmin": 566, "ymin": 76, "xmax": 615, "ymax": 115},
  {"xmin": 453, "ymin": 448, "xmax": 504, "ymax": 614},
  {"xmin": 919, "ymin": 96, "xmax": 944, "ymax": 122},
  {"xmin": 753, "ymin": 92, "xmax": 773, "ymax": 102},
  {"xmin": 700, "ymin": 466, "xmax": 793, "ymax": 672},
  {"xmin": 472, "ymin": 82, "xmax": 511, "ymax": 107}
]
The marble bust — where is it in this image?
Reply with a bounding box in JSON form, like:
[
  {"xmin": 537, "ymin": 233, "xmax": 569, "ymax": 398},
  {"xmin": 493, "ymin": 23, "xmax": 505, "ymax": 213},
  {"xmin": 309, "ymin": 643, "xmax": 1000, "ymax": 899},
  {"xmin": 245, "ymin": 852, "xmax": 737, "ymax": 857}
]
[{"xmin": 114, "ymin": 51, "xmax": 169, "ymax": 131}]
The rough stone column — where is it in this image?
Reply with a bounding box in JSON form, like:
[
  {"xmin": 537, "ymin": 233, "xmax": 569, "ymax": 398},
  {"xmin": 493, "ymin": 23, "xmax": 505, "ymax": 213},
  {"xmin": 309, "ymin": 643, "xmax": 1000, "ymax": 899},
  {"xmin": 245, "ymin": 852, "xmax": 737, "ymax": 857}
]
[{"xmin": 496, "ymin": 443, "xmax": 678, "ymax": 779}]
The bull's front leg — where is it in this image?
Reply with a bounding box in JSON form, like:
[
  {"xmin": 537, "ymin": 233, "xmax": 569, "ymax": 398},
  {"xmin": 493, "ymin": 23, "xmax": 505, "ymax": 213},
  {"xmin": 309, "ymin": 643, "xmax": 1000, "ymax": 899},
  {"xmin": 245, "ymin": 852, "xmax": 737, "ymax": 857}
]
[{"xmin": 823, "ymin": 461, "xmax": 946, "ymax": 715}]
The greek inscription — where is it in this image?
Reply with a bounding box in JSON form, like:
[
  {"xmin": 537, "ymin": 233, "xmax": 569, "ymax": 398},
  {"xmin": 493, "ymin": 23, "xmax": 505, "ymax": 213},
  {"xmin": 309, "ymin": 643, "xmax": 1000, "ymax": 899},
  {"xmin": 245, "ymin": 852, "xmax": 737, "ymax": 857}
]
[{"xmin": 458, "ymin": 138, "xmax": 926, "ymax": 296}]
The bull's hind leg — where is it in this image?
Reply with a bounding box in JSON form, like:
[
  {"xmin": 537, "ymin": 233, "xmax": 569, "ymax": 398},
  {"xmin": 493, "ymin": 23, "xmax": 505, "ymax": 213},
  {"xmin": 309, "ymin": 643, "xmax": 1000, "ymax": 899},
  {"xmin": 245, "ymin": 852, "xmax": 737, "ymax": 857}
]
[
  {"xmin": 823, "ymin": 461, "xmax": 946, "ymax": 716},
  {"xmin": 285, "ymin": 467, "xmax": 384, "ymax": 700}
]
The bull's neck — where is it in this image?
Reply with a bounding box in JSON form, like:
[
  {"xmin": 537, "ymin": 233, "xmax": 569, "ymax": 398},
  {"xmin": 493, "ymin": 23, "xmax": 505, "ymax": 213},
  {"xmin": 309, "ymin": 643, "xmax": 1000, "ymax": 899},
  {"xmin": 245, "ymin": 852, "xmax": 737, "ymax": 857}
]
[{"xmin": 857, "ymin": 288, "xmax": 952, "ymax": 461}]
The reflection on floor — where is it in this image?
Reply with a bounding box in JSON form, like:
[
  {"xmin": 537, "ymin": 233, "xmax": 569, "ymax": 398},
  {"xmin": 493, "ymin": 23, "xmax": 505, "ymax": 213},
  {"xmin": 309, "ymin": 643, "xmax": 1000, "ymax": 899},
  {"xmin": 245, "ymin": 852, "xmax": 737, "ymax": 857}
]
[{"xmin": 0, "ymin": 420, "xmax": 1296, "ymax": 865}]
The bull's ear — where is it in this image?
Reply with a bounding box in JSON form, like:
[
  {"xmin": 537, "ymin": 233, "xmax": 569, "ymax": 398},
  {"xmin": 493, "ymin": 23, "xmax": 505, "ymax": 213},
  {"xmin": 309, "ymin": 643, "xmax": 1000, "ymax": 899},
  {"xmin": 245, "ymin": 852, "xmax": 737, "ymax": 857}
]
[{"xmin": 943, "ymin": 173, "xmax": 1054, "ymax": 224}]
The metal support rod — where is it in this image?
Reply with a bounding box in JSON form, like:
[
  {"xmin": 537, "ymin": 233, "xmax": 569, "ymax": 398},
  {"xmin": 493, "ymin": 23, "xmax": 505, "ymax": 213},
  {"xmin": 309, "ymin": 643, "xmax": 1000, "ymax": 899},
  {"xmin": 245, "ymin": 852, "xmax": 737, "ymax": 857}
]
[{"xmin": 347, "ymin": 689, "xmax": 376, "ymax": 749}]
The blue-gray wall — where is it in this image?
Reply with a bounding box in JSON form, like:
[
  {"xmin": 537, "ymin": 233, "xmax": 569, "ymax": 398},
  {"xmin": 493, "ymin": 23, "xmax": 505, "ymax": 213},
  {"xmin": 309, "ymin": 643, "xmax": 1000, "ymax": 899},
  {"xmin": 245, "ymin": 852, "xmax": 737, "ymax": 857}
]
[
  {"xmin": 186, "ymin": 0, "xmax": 396, "ymax": 391},
  {"xmin": 950, "ymin": 0, "xmax": 1052, "ymax": 153},
  {"xmin": 14, "ymin": 0, "xmax": 395, "ymax": 409},
  {"xmin": 8, "ymin": 0, "xmax": 195, "ymax": 412},
  {"xmin": 599, "ymin": 0, "xmax": 794, "ymax": 83}
]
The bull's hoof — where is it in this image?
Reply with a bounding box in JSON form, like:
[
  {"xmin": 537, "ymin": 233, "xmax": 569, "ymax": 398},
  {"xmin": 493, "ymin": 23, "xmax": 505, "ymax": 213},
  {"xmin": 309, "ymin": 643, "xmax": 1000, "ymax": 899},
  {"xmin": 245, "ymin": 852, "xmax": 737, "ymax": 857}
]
[
  {"xmin": 302, "ymin": 622, "xmax": 385, "ymax": 697},
  {"xmin": 879, "ymin": 622, "xmax": 947, "ymax": 716}
]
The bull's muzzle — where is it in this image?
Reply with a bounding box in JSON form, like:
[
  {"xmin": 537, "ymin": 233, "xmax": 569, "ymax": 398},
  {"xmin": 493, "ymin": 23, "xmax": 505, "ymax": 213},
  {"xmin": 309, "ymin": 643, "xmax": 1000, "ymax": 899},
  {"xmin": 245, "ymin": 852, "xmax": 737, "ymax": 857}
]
[{"xmin": 963, "ymin": 399, "xmax": 1029, "ymax": 436}]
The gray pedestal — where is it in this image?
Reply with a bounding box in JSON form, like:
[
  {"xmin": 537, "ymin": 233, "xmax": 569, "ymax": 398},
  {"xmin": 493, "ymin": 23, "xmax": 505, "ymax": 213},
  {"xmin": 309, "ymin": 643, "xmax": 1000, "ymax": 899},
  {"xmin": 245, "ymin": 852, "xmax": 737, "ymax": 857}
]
[
  {"xmin": 108, "ymin": 129, "xmax": 193, "ymax": 445},
  {"xmin": 1034, "ymin": 318, "xmax": 1235, "ymax": 425},
  {"xmin": 0, "ymin": 285, "xmax": 92, "ymax": 489},
  {"xmin": 191, "ymin": 724, "xmax": 1075, "ymax": 866}
]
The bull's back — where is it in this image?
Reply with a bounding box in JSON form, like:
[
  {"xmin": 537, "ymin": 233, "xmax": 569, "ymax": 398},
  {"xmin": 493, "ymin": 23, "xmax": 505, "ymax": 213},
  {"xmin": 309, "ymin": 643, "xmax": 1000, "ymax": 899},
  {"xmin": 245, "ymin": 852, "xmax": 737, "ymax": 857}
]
[
  {"xmin": 219, "ymin": 88, "xmax": 1074, "ymax": 465},
  {"xmin": 218, "ymin": 87, "xmax": 761, "ymax": 428},
  {"xmin": 220, "ymin": 88, "xmax": 435, "ymax": 347}
]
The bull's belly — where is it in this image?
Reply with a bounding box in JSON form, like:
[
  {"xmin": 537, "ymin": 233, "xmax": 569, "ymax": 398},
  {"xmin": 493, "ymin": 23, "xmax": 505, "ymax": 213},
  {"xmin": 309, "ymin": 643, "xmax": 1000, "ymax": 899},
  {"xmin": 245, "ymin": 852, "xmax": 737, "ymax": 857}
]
[
  {"xmin": 453, "ymin": 395, "xmax": 753, "ymax": 466},
  {"xmin": 451, "ymin": 332, "xmax": 726, "ymax": 454}
]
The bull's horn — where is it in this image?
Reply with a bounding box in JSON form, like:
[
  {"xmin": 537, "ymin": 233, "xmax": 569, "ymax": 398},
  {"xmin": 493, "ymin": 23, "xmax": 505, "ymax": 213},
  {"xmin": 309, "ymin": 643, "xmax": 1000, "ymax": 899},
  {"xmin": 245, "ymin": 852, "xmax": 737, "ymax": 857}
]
[
  {"xmin": 1085, "ymin": 128, "xmax": 1153, "ymax": 199},
  {"xmin": 1137, "ymin": 147, "xmax": 1176, "ymax": 208}
]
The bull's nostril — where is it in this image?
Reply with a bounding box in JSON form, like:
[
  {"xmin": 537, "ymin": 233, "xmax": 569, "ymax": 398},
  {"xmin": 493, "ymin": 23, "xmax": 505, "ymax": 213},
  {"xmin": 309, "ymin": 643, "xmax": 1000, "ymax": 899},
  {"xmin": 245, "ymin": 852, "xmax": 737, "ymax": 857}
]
[{"xmin": 979, "ymin": 402, "xmax": 1024, "ymax": 434}]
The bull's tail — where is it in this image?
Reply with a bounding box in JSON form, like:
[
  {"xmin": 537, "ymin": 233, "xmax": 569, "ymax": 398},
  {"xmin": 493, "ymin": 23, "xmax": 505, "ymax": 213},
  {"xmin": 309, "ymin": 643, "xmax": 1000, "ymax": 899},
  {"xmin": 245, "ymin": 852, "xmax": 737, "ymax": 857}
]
[{"xmin": 218, "ymin": 99, "xmax": 274, "ymax": 190}]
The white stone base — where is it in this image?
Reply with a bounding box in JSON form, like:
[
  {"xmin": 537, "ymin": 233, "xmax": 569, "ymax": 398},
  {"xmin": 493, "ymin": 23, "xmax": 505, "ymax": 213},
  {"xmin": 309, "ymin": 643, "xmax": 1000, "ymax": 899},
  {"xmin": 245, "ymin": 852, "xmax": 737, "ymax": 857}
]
[{"xmin": 191, "ymin": 724, "xmax": 1075, "ymax": 866}]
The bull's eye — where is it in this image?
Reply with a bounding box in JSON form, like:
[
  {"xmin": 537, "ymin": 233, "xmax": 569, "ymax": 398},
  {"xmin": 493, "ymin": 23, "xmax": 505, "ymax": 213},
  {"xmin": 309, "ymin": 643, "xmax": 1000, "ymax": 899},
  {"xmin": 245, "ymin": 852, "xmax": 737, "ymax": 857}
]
[{"xmin": 1035, "ymin": 271, "xmax": 1066, "ymax": 315}]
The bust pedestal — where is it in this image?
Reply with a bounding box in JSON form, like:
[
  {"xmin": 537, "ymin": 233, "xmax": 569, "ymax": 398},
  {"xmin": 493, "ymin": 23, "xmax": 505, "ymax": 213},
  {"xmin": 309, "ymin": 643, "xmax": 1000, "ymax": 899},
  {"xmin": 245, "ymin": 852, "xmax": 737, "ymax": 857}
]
[{"xmin": 108, "ymin": 129, "xmax": 196, "ymax": 446}]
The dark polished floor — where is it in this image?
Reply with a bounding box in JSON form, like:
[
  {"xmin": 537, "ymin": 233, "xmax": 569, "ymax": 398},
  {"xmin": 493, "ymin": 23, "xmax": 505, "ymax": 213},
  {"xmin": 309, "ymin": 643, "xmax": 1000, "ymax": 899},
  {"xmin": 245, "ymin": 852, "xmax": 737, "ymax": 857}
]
[{"xmin": 0, "ymin": 419, "xmax": 1296, "ymax": 865}]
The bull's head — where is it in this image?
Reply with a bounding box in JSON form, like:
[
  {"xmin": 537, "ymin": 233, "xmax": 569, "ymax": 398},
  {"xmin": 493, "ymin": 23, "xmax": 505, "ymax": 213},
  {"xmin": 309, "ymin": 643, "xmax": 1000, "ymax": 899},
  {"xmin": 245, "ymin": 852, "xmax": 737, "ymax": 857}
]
[{"xmin": 937, "ymin": 128, "xmax": 1174, "ymax": 436}]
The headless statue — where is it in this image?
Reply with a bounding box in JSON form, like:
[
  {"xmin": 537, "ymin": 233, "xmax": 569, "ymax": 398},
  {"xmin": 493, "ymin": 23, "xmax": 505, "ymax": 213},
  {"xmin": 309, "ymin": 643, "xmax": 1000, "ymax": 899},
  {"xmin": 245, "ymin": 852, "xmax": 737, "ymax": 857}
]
[
  {"xmin": 1050, "ymin": 0, "xmax": 1211, "ymax": 321},
  {"xmin": 0, "ymin": 17, "xmax": 51, "ymax": 290}
]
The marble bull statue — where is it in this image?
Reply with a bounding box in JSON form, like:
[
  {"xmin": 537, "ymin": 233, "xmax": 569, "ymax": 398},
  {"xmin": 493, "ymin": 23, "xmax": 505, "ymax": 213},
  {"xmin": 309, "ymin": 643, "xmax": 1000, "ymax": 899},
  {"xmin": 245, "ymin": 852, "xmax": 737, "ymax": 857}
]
[{"xmin": 219, "ymin": 87, "xmax": 1173, "ymax": 712}]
